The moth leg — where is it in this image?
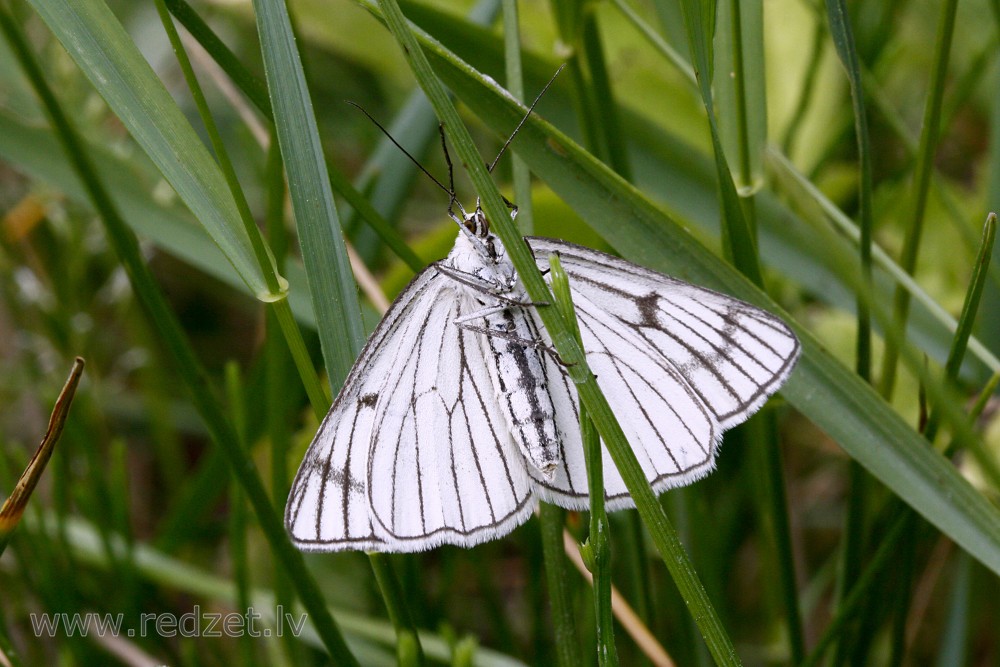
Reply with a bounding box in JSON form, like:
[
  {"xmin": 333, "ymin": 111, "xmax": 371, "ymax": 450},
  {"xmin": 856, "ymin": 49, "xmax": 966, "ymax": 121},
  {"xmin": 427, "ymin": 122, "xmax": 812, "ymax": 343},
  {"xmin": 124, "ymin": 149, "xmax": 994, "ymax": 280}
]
[
  {"xmin": 451, "ymin": 297, "xmax": 546, "ymax": 325},
  {"xmin": 453, "ymin": 304, "xmax": 508, "ymax": 325},
  {"xmin": 435, "ymin": 264, "xmax": 549, "ymax": 308},
  {"xmin": 456, "ymin": 322, "xmax": 573, "ymax": 366},
  {"xmin": 501, "ymin": 194, "xmax": 518, "ymax": 221}
]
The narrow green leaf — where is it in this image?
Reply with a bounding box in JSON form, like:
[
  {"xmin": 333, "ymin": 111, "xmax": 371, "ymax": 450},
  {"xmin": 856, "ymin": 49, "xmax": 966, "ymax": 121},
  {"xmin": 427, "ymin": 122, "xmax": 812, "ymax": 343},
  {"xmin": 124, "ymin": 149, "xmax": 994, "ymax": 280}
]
[
  {"xmin": 551, "ymin": 254, "xmax": 618, "ymax": 667},
  {"xmin": 250, "ymin": 2, "xmax": 424, "ymax": 663},
  {"xmin": 715, "ymin": 0, "xmax": 766, "ymax": 191},
  {"xmin": 677, "ymin": 0, "xmax": 762, "ymax": 283},
  {"xmin": 538, "ymin": 503, "xmax": 583, "ymax": 667},
  {"xmin": 824, "ymin": 1, "xmax": 877, "ymax": 661},
  {"xmin": 251, "ymin": 0, "xmax": 365, "ymax": 386},
  {"xmin": 879, "ymin": 0, "xmax": 960, "ymax": 398},
  {"xmin": 501, "ymin": 0, "xmax": 534, "ymax": 232},
  {"xmin": 25, "ymin": 0, "xmax": 275, "ymax": 297},
  {"xmin": 925, "ymin": 214, "xmax": 997, "ymax": 442}
]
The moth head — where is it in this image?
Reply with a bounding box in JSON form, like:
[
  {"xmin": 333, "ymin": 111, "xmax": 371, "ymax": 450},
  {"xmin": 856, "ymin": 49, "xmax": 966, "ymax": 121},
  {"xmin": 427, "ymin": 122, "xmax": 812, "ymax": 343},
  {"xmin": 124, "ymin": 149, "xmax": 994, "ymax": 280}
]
[{"xmin": 462, "ymin": 209, "xmax": 490, "ymax": 238}]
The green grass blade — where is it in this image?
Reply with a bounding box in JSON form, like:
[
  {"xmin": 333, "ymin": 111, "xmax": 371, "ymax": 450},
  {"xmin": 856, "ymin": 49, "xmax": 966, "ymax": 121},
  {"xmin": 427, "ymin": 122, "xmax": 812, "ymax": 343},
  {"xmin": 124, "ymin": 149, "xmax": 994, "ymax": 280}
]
[
  {"xmin": 550, "ymin": 255, "xmax": 618, "ymax": 666},
  {"xmin": 538, "ymin": 503, "xmax": 583, "ymax": 667},
  {"xmin": 223, "ymin": 363, "xmax": 262, "ymax": 667},
  {"xmin": 25, "ymin": 0, "xmax": 276, "ymax": 298},
  {"xmin": 579, "ymin": 16, "xmax": 631, "ymax": 180},
  {"xmin": 924, "ymin": 214, "xmax": 997, "ymax": 442},
  {"xmin": 501, "ymin": 0, "xmax": 534, "ymax": 233},
  {"xmin": 878, "ymin": 0, "xmax": 959, "ymax": 398},
  {"xmin": 251, "ymin": 0, "xmax": 365, "ymax": 385},
  {"xmin": 715, "ymin": 0, "xmax": 766, "ymax": 192},
  {"xmin": 825, "ymin": 0, "xmax": 877, "ymax": 659},
  {"xmin": 935, "ymin": 553, "xmax": 972, "ymax": 666},
  {"xmin": 676, "ymin": 0, "xmax": 762, "ymax": 284},
  {"xmin": 251, "ymin": 1, "xmax": 424, "ymax": 662},
  {"xmin": 826, "ymin": 0, "xmax": 875, "ymax": 373}
]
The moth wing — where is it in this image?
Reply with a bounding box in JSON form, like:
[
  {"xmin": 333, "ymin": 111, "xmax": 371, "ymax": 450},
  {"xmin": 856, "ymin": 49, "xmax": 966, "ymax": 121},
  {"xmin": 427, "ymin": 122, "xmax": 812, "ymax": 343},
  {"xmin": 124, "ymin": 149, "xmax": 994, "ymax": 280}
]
[
  {"xmin": 525, "ymin": 238, "xmax": 800, "ymax": 509},
  {"xmin": 285, "ymin": 267, "xmax": 446, "ymax": 551},
  {"xmin": 366, "ymin": 290, "xmax": 535, "ymax": 551}
]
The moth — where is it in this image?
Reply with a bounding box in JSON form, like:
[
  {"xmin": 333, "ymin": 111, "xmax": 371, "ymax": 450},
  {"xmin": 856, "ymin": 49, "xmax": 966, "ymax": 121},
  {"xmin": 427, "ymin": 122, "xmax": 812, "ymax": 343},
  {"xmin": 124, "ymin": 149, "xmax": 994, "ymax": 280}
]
[{"xmin": 285, "ymin": 202, "xmax": 800, "ymax": 552}]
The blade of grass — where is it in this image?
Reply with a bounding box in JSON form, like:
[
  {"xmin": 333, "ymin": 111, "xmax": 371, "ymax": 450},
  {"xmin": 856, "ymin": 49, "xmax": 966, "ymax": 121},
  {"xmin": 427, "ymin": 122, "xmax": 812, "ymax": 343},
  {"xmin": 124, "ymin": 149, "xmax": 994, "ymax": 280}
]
[
  {"xmin": 825, "ymin": 0, "xmax": 877, "ymax": 660},
  {"xmin": 715, "ymin": 0, "xmax": 765, "ymax": 192},
  {"xmin": 579, "ymin": 15, "xmax": 631, "ymax": 180},
  {"xmin": 0, "ymin": 357, "xmax": 84, "ymax": 556},
  {"xmin": 548, "ymin": 0, "xmax": 604, "ymax": 159},
  {"xmin": 264, "ymin": 131, "xmax": 306, "ymax": 665},
  {"xmin": 551, "ymin": 254, "xmax": 618, "ymax": 666},
  {"xmin": 676, "ymin": 0, "xmax": 761, "ymax": 282},
  {"xmin": 538, "ymin": 503, "xmax": 583, "ymax": 667},
  {"xmin": 934, "ymin": 552, "xmax": 972, "ymax": 665},
  {"xmin": 924, "ymin": 214, "xmax": 997, "ymax": 442},
  {"xmin": 24, "ymin": 0, "xmax": 277, "ymax": 298},
  {"xmin": 501, "ymin": 0, "xmax": 534, "ymax": 233},
  {"xmin": 878, "ymin": 0, "xmax": 959, "ymax": 398},
  {"xmin": 223, "ymin": 363, "xmax": 261, "ymax": 667},
  {"xmin": 251, "ymin": 0, "xmax": 364, "ymax": 388},
  {"xmin": 373, "ymin": 0, "xmax": 741, "ymax": 662}
]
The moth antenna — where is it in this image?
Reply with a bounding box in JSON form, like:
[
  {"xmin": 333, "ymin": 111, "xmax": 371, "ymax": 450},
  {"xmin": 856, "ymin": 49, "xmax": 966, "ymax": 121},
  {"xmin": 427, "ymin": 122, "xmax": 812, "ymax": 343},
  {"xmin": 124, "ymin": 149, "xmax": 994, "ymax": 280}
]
[
  {"xmin": 346, "ymin": 100, "xmax": 453, "ymax": 199},
  {"xmin": 437, "ymin": 123, "xmax": 465, "ymax": 221},
  {"xmin": 487, "ymin": 64, "xmax": 566, "ymax": 174}
]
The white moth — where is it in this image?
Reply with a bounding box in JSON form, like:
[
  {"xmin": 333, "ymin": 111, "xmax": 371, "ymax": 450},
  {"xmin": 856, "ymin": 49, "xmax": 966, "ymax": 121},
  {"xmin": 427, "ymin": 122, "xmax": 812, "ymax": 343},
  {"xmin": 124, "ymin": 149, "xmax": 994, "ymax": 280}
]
[{"xmin": 285, "ymin": 206, "xmax": 800, "ymax": 553}]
